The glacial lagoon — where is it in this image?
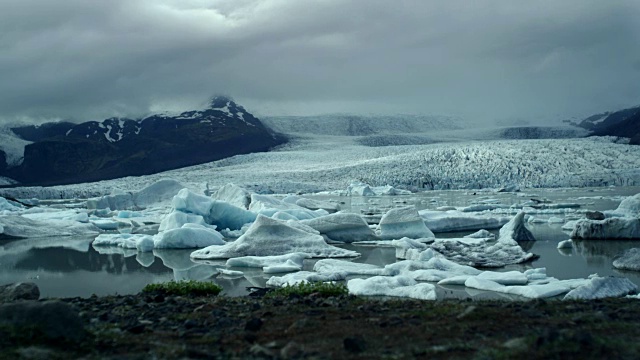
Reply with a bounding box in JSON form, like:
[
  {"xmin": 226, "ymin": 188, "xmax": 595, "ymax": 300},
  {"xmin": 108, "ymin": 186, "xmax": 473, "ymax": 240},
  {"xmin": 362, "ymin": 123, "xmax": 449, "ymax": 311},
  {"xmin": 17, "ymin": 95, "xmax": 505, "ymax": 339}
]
[{"xmin": 2, "ymin": 186, "xmax": 640, "ymax": 300}]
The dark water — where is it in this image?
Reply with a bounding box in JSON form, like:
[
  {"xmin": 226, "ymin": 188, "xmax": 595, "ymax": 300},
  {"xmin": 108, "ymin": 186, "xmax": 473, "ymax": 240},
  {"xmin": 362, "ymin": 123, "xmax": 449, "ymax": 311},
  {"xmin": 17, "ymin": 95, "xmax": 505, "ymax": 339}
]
[{"xmin": 1, "ymin": 186, "xmax": 639, "ymax": 299}]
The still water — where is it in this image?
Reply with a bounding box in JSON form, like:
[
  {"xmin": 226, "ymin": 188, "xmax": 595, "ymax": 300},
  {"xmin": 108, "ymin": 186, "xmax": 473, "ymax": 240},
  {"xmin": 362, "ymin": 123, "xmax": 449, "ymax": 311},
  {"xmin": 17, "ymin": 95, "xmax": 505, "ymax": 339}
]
[{"xmin": 1, "ymin": 186, "xmax": 639, "ymax": 299}]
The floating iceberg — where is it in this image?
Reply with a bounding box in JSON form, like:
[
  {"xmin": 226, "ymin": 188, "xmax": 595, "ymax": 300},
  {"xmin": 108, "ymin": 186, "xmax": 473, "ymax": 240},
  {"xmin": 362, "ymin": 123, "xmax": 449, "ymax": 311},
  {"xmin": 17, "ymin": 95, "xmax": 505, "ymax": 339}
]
[
  {"xmin": 571, "ymin": 218, "xmax": 640, "ymax": 240},
  {"xmin": 0, "ymin": 215, "xmax": 100, "ymax": 239},
  {"xmin": 301, "ymin": 212, "xmax": 375, "ymax": 242},
  {"xmin": 563, "ymin": 277, "xmax": 638, "ymax": 300},
  {"xmin": 613, "ymin": 248, "xmax": 640, "ymax": 271},
  {"xmin": 347, "ymin": 276, "xmax": 436, "ymax": 300},
  {"xmin": 313, "ymin": 259, "xmax": 386, "ymax": 276},
  {"xmin": 210, "ymin": 183, "xmax": 251, "ymax": 209},
  {"xmin": 419, "ymin": 210, "xmax": 510, "ymax": 233},
  {"xmin": 266, "ymin": 271, "xmax": 347, "ymax": 287},
  {"xmin": 226, "ymin": 253, "xmax": 310, "ymax": 273},
  {"xmin": 191, "ymin": 215, "xmax": 359, "ymax": 259},
  {"xmin": 92, "ymin": 233, "xmax": 155, "ymax": 252},
  {"xmin": 154, "ymin": 224, "xmax": 225, "ymax": 249},
  {"xmin": 378, "ymin": 206, "xmax": 435, "ymax": 240},
  {"xmin": 87, "ymin": 179, "xmax": 184, "ymax": 210}
]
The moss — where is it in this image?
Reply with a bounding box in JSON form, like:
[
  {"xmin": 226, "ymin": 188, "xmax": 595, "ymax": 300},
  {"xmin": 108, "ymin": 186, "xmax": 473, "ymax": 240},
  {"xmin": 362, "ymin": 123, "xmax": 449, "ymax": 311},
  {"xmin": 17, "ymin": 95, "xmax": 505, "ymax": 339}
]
[
  {"xmin": 267, "ymin": 282, "xmax": 348, "ymax": 298},
  {"xmin": 141, "ymin": 280, "xmax": 222, "ymax": 297}
]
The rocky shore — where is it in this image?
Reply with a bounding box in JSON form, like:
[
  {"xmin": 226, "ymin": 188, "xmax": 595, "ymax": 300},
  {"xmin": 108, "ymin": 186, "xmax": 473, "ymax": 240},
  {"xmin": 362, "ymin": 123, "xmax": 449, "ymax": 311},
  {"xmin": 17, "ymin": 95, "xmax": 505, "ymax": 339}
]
[{"xmin": 2, "ymin": 285, "xmax": 640, "ymax": 359}]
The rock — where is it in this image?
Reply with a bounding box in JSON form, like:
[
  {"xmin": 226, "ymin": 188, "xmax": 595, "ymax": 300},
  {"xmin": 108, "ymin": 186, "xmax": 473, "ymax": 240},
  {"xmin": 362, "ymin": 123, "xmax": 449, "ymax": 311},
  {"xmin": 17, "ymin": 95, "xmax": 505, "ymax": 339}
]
[
  {"xmin": 280, "ymin": 341, "xmax": 305, "ymax": 359},
  {"xmin": 0, "ymin": 301, "xmax": 85, "ymax": 341},
  {"xmin": 344, "ymin": 336, "xmax": 366, "ymax": 353},
  {"xmin": 585, "ymin": 211, "xmax": 606, "ymax": 220},
  {"xmin": 0, "ymin": 282, "xmax": 40, "ymax": 302},
  {"xmin": 245, "ymin": 317, "xmax": 263, "ymax": 332}
]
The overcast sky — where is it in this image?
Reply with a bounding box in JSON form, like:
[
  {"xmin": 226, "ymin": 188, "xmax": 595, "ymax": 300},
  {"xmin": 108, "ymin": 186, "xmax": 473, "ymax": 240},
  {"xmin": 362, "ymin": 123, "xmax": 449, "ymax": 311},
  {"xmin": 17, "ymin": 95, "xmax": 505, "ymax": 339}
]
[{"xmin": 1, "ymin": 0, "xmax": 639, "ymax": 124}]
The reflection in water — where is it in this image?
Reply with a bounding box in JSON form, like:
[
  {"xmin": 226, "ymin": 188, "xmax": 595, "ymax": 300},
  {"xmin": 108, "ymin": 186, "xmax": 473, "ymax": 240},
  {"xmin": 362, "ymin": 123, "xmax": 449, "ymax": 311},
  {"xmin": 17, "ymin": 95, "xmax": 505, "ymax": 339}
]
[{"xmin": 2, "ymin": 187, "xmax": 640, "ymax": 299}]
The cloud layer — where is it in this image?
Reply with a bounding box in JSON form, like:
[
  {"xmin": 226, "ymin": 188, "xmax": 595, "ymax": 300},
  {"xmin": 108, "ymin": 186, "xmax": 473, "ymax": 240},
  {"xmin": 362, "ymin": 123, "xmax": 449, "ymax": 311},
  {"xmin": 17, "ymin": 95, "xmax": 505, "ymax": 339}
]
[{"xmin": 1, "ymin": 0, "xmax": 639, "ymax": 123}]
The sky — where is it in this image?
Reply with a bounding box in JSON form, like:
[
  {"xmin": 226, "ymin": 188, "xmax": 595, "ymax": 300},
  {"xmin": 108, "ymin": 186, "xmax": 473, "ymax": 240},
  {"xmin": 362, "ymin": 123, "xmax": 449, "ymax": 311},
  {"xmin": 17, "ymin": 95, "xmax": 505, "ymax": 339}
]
[{"xmin": 1, "ymin": 0, "xmax": 640, "ymax": 124}]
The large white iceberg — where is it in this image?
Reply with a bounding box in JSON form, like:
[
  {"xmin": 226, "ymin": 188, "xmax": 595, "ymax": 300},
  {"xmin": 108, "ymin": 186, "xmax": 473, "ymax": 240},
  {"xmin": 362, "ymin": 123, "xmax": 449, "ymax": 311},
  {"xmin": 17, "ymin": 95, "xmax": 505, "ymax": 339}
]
[
  {"xmin": 190, "ymin": 215, "xmax": 359, "ymax": 259},
  {"xmin": 607, "ymin": 193, "xmax": 640, "ymax": 217},
  {"xmin": 301, "ymin": 212, "xmax": 375, "ymax": 242},
  {"xmin": 378, "ymin": 206, "xmax": 435, "ymax": 240},
  {"xmin": 171, "ymin": 189, "xmax": 256, "ymax": 230}
]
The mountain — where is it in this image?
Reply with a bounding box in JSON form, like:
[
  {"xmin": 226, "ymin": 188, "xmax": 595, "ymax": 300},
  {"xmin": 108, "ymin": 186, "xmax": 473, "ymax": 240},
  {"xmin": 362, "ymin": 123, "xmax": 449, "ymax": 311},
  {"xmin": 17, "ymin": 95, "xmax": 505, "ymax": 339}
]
[
  {"xmin": 578, "ymin": 106, "xmax": 640, "ymax": 145},
  {"xmin": 2, "ymin": 97, "xmax": 287, "ymax": 186}
]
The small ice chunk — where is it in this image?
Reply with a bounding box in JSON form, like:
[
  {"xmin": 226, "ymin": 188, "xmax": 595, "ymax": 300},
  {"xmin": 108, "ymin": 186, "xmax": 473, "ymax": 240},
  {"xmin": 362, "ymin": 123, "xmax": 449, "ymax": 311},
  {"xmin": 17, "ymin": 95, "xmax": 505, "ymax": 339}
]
[
  {"xmin": 266, "ymin": 271, "xmax": 347, "ymax": 287},
  {"xmin": 464, "ymin": 229, "xmax": 495, "ymax": 240},
  {"xmin": 313, "ymin": 259, "xmax": 386, "ymax": 276},
  {"xmin": 557, "ymin": 239, "xmax": 573, "ymax": 249},
  {"xmin": 226, "ymin": 253, "xmax": 310, "ymax": 269},
  {"xmin": 347, "ymin": 276, "xmax": 436, "ymax": 300}
]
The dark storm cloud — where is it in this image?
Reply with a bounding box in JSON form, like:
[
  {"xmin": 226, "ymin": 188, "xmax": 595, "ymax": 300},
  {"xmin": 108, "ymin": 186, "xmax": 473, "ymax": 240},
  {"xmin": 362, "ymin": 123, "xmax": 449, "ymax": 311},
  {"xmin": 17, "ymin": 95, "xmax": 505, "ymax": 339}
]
[{"xmin": 1, "ymin": 0, "xmax": 639, "ymax": 123}]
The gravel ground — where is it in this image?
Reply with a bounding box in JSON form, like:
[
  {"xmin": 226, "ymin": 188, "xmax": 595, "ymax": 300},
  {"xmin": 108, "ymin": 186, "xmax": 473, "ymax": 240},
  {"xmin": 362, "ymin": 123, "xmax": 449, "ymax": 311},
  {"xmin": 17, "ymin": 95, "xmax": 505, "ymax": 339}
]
[{"xmin": 2, "ymin": 291, "xmax": 640, "ymax": 359}]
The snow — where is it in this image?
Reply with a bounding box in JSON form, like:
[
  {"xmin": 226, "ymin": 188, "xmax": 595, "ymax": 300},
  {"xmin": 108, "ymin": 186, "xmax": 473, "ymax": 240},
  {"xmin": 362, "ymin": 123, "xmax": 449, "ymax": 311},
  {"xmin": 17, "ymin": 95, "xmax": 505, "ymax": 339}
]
[
  {"xmin": 378, "ymin": 206, "xmax": 435, "ymax": 240},
  {"xmin": 571, "ymin": 218, "xmax": 640, "ymax": 239},
  {"xmin": 190, "ymin": 215, "xmax": 359, "ymax": 259},
  {"xmin": 419, "ymin": 210, "xmax": 510, "ymax": 233},
  {"xmin": 300, "ymin": 212, "xmax": 375, "ymax": 242},
  {"xmin": 563, "ymin": 277, "xmax": 638, "ymax": 300},
  {"xmin": 0, "ymin": 127, "xmax": 32, "ymax": 167},
  {"xmin": 153, "ymin": 223, "xmax": 225, "ymax": 249},
  {"xmin": 347, "ymin": 276, "xmax": 437, "ymax": 300},
  {"xmin": 612, "ymin": 248, "xmax": 640, "ymax": 271}
]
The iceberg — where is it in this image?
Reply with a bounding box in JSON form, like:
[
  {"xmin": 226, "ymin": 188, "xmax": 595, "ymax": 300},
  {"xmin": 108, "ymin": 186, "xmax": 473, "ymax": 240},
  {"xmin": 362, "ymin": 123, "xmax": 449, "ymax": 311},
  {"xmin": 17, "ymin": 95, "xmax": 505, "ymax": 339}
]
[
  {"xmin": 499, "ymin": 212, "xmax": 535, "ymax": 242},
  {"xmin": 347, "ymin": 276, "xmax": 436, "ymax": 300},
  {"xmin": 158, "ymin": 210, "xmax": 209, "ymax": 232},
  {"xmin": 208, "ymin": 200, "xmax": 257, "ymax": 231},
  {"xmin": 378, "ymin": 206, "xmax": 435, "ymax": 240},
  {"xmin": 418, "ymin": 210, "xmax": 510, "ymax": 233},
  {"xmin": 190, "ymin": 215, "xmax": 359, "ymax": 259},
  {"xmin": 87, "ymin": 179, "xmax": 184, "ymax": 210},
  {"xmin": 226, "ymin": 253, "xmax": 310, "ymax": 273},
  {"xmin": 154, "ymin": 223, "xmax": 225, "ymax": 249},
  {"xmin": 0, "ymin": 215, "xmax": 100, "ymax": 239},
  {"xmin": 612, "ymin": 248, "xmax": 640, "ymax": 271},
  {"xmin": 92, "ymin": 233, "xmax": 155, "ymax": 252},
  {"xmin": 295, "ymin": 198, "xmax": 339, "ymax": 213},
  {"xmin": 313, "ymin": 259, "xmax": 386, "ymax": 276},
  {"xmin": 571, "ymin": 218, "xmax": 640, "ymax": 240},
  {"xmin": 607, "ymin": 193, "xmax": 640, "ymax": 217},
  {"xmin": 210, "ymin": 183, "xmax": 251, "ymax": 209},
  {"xmin": 301, "ymin": 212, "xmax": 375, "ymax": 242},
  {"xmin": 563, "ymin": 277, "xmax": 638, "ymax": 300},
  {"xmin": 266, "ymin": 271, "xmax": 347, "ymax": 287}
]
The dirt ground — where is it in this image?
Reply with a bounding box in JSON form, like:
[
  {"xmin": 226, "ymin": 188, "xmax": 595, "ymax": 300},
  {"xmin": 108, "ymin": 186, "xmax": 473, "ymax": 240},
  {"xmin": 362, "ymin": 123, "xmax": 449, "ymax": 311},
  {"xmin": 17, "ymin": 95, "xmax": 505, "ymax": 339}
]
[{"xmin": 2, "ymin": 292, "xmax": 640, "ymax": 359}]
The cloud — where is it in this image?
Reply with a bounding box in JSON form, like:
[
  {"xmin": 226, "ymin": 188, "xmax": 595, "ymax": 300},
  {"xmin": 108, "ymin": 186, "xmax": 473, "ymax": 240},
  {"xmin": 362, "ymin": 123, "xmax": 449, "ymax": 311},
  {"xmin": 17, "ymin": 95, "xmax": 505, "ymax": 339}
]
[{"xmin": 1, "ymin": 0, "xmax": 639, "ymax": 123}]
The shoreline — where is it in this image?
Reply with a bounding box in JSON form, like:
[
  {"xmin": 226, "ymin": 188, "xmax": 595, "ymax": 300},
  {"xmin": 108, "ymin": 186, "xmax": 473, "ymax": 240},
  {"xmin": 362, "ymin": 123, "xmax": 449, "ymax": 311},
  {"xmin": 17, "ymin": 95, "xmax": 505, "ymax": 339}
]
[{"xmin": 2, "ymin": 291, "xmax": 638, "ymax": 359}]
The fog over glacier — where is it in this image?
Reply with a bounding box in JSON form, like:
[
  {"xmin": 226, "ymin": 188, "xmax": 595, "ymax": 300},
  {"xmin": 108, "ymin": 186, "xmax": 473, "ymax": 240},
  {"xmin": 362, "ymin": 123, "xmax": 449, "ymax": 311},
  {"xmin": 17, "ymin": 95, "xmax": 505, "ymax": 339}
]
[{"xmin": 1, "ymin": 0, "xmax": 639, "ymax": 123}]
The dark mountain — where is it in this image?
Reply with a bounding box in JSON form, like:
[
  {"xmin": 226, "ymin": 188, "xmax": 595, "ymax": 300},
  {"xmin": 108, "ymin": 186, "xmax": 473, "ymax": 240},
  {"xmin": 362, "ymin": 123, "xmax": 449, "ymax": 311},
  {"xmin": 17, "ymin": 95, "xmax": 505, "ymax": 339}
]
[
  {"xmin": 578, "ymin": 106, "xmax": 640, "ymax": 145},
  {"xmin": 4, "ymin": 97, "xmax": 287, "ymax": 186}
]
